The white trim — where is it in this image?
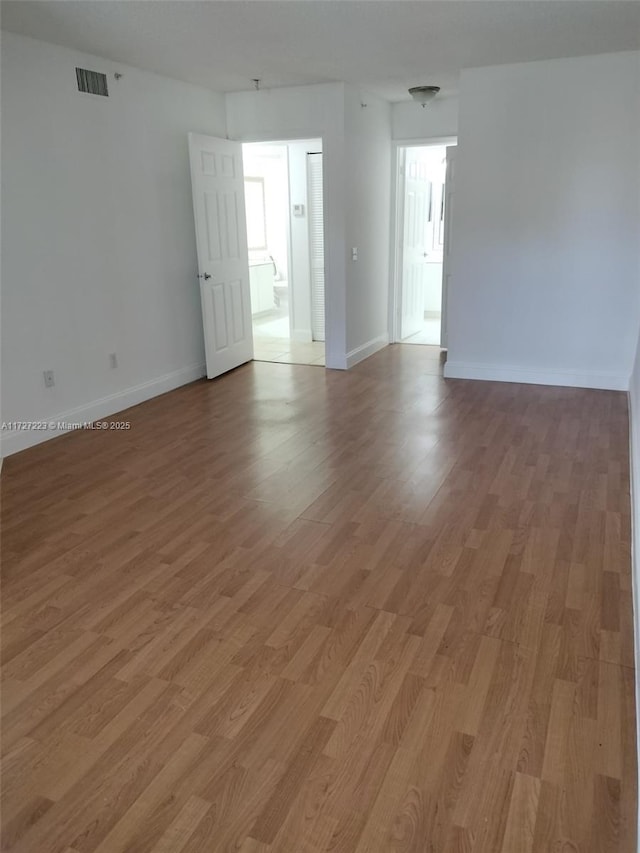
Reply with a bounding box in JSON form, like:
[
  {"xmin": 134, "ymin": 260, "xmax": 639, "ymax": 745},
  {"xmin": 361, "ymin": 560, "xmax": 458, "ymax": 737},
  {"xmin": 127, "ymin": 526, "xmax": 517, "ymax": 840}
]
[
  {"xmin": 1, "ymin": 363, "xmax": 206, "ymax": 456},
  {"xmin": 443, "ymin": 361, "xmax": 629, "ymax": 391},
  {"xmin": 345, "ymin": 333, "xmax": 389, "ymax": 369},
  {"xmin": 284, "ymin": 146, "xmax": 295, "ymax": 343}
]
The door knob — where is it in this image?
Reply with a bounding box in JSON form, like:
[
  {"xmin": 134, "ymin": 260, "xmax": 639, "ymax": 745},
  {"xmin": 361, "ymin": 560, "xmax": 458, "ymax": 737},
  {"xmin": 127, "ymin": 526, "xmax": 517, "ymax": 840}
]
[{"xmin": 198, "ymin": 273, "xmax": 211, "ymax": 281}]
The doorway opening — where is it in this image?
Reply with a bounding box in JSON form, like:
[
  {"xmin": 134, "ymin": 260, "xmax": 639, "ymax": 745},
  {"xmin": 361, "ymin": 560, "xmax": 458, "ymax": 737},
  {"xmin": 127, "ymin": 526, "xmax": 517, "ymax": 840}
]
[
  {"xmin": 242, "ymin": 140, "xmax": 325, "ymax": 367},
  {"xmin": 393, "ymin": 141, "xmax": 456, "ymax": 349}
]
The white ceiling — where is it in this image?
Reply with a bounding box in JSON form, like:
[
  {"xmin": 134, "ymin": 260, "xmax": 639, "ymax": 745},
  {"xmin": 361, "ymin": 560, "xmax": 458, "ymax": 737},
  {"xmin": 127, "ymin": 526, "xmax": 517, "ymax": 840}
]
[{"xmin": 2, "ymin": 1, "xmax": 639, "ymax": 102}]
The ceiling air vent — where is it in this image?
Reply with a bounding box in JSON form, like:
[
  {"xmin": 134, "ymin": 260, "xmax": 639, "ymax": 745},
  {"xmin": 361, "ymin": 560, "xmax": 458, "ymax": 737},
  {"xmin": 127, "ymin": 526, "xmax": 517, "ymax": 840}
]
[{"xmin": 76, "ymin": 67, "xmax": 109, "ymax": 97}]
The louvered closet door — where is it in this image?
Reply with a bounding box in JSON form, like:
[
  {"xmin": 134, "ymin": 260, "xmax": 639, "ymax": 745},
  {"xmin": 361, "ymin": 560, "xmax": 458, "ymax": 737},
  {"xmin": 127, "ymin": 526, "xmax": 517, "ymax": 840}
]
[{"xmin": 307, "ymin": 153, "xmax": 325, "ymax": 342}]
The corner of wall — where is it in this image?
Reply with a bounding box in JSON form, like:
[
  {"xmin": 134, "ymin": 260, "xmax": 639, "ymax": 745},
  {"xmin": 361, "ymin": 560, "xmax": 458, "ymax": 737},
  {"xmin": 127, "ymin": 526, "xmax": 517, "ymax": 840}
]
[{"xmin": 343, "ymin": 86, "xmax": 392, "ymax": 357}]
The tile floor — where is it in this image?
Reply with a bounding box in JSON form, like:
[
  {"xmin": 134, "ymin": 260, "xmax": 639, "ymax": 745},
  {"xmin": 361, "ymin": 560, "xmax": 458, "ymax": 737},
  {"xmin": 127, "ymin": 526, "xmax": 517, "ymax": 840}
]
[
  {"xmin": 402, "ymin": 315, "xmax": 441, "ymax": 346},
  {"xmin": 252, "ymin": 311, "xmax": 325, "ymax": 366}
]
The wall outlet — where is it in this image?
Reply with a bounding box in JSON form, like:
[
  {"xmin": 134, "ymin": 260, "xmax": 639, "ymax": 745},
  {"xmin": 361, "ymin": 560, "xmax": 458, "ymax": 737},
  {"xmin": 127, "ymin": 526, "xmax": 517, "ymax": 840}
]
[
  {"xmin": 43, "ymin": 370, "xmax": 55, "ymax": 388},
  {"xmin": 109, "ymin": 352, "xmax": 118, "ymax": 369},
  {"xmin": 351, "ymin": 247, "xmax": 358, "ymax": 261}
]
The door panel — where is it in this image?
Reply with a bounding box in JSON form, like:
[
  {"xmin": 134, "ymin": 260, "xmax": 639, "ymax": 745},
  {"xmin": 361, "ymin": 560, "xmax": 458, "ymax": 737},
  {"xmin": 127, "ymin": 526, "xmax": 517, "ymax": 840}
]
[
  {"xmin": 189, "ymin": 133, "xmax": 253, "ymax": 379},
  {"xmin": 224, "ymin": 193, "xmax": 240, "ymax": 258},
  {"xmin": 228, "ymin": 279, "xmax": 246, "ymax": 343},
  {"xmin": 204, "ymin": 193, "xmax": 222, "ymax": 261},
  {"xmin": 210, "ymin": 284, "xmax": 228, "ymax": 350}
]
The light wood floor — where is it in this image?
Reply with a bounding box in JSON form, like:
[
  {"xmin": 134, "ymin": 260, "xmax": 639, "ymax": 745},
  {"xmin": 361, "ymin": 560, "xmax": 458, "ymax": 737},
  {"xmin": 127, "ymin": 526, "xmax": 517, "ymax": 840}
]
[{"xmin": 1, "ymin": 345, "xmax": 636, "ymax": 852}]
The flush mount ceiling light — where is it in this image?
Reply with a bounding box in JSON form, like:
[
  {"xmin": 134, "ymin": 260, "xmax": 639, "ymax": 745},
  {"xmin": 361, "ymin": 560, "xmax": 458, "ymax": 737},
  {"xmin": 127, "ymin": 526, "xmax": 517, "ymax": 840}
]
[{"xmin": 408, "ymin": 85, "xmax": 440, "ymax": 107}]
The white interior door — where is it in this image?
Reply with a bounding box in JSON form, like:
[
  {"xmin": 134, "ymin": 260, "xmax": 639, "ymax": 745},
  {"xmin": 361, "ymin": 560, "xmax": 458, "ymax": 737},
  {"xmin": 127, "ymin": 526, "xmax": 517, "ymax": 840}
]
[
  {"xmin": 307, "ymin": 152, "xmax": 325, "ymax": 342},
  {"xmin": 440, "ymin": 145, "xmax": 457, "ymax": 349},
  {"xmin": 400, "ymin": 148, "xmax": 431, "ymax": 340},
  {"xmin": 188, "ymin": 133, "xmax": 253, "ymax": 379}
]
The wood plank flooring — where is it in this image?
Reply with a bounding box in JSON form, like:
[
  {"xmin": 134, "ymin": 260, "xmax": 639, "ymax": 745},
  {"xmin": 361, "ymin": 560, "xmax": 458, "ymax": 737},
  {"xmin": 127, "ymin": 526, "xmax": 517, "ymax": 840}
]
[{"xmin": 1, "ymin": 344, "xmax": 636, "ymax": 852}]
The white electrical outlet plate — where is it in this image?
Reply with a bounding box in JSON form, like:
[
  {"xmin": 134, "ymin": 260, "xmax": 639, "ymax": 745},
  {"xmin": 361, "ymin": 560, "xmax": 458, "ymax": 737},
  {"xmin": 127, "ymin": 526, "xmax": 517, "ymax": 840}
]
[
  {"xmin": 109, "ymin": 353, "xmax": 118, "ymax": 369},
  {"xmin": 43, "ymin": 370, "xmax": 55, "ymax": 388}
]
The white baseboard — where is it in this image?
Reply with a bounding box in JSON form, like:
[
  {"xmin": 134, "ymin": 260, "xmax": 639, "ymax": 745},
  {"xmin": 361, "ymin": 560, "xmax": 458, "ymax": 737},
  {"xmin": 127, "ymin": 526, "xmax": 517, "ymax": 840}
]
[
  {"xmin": 443, "ymin": 361, "xmax": 629, "ymax": 391},
  {"xmin": 1, "ymin": 363, "xmax": 206, "ymax": 457},
  {"xmin": 345, "ymin": 334, "xmax": 390, "ymax": 370},
  {"xmin": 290, "ymin": 328, "xmax": 313, "ymax": 343}
]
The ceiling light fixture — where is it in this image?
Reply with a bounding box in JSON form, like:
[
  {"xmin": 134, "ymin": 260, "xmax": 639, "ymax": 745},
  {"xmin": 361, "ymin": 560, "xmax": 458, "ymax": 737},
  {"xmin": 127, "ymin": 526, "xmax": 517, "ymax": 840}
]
[{"xmin": 408, "ymin": 85, "xmax": 440, "ymax": 107}]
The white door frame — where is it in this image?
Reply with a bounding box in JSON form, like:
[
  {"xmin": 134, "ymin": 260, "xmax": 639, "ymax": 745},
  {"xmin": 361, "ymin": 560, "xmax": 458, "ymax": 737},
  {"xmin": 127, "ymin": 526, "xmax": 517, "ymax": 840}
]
[
  {"xmin": 236, "ymin": 134, "xmax": 325, "ymax": 350},
  {"xmin": 307, "ymin": 151, "xmax": 325, "ymax": 342},
  {"xmin": 389, "ymin": 136, "xmax": 457, "ymax": 345}
]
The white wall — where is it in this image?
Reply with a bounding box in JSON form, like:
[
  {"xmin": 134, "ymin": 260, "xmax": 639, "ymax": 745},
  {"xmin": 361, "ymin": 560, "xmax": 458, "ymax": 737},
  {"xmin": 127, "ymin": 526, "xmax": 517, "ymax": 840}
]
[
  {"xmin": 445, "ymin": 51, "xmax": 640, "ymax": 390},
  {"xmin": 344, "ymin": 86, "xmax": 392, "ymax": 363},
  {"xmin": 392, "ymin": 97, "xmax": 458, "ymax": 141},
  {"xmin": 225, "ymin": 84, "xmax": 347, "ymax": 368},
  {"xmin": 1, "ymin": 32, "xmax": 227, "ymax": 455}
]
